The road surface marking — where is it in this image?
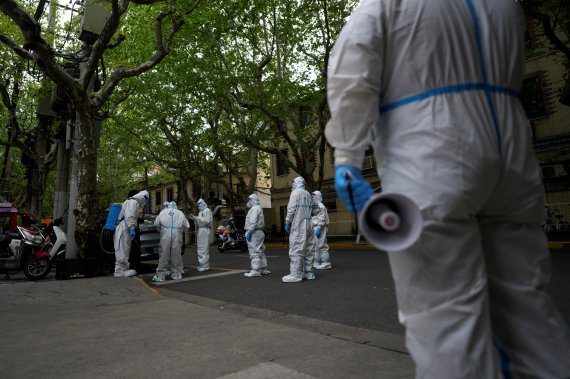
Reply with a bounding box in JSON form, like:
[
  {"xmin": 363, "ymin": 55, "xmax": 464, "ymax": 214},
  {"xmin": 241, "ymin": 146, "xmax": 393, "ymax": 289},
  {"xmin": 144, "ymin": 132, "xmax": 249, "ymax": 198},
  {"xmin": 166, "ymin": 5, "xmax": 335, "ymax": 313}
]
[
  {"xmin": 132, "ymin": 276, "xmax": 161, "ymax": 295},
  {"xmin": 151, "ymin": 269, "xmax": 249, "ymax": 286}
]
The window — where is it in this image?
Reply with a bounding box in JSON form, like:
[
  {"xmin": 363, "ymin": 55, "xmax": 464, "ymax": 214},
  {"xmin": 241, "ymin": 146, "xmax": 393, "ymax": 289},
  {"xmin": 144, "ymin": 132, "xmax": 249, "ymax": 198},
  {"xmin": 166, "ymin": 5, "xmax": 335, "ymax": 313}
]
[
  {"xmin": 167, "ymin": 188, "xmax": 174, "ymax": 202},
  {"xmin": 155, "ymin": 191, "xmax": 162, "ymax": 206},
  {"xmin": 276, "ymin": 150, "xmax": 289, "ymax": 176},
  {"xmin": 519, "ymin": 72, "xmax": 554, "ymax": 120}
]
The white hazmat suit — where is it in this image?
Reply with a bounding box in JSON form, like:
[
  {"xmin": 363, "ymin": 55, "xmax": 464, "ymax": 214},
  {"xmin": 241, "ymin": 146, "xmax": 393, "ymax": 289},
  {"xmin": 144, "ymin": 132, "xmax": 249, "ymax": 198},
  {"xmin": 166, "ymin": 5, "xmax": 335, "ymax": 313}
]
[
  {"xmin": 311, "ymin": 191, "xmax": 331, "ymax": 270},
  {"xmin": 282, "ymin": 177, "xmax": 320, "ymax": 283},
  {"xmin": 192, "ymin": 198, "xmax": 212, "ymax": 272},
  {"xmin": 325, "ymin": 0, "xmax": 570, "ymax": 378},
  {"xmin": 244, "ymin": 194, "xmax": 270, "ymax": 277},
  {"xmin": 153, "ymin": 202, "xmax": 190, "ymax": 282},
  {"xmin": 113, "ymin": 190, "xmax": 149, "ymax": 277}
]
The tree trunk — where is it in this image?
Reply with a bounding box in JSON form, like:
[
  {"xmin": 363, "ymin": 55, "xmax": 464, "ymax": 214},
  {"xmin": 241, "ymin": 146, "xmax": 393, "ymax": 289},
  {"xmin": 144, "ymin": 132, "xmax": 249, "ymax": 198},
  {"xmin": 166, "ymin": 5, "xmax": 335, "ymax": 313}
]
[
  {"xmin": 73, "ymin": 98, "xmax": 98, "ymax": 258},
  {"xmin": 246, "ymin": 147, "xmax": 258, "ymax": 195},
  {"xmin": 0, "ymin": 146, "xmax": 13, "ymax": 200}
]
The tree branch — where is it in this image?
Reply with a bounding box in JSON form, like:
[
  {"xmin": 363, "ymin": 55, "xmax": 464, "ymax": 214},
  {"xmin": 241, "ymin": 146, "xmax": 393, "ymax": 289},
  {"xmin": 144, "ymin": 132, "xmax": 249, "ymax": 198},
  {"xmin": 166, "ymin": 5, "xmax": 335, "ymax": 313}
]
[
  {"xmin": 0, "ymin": 33, "xmax": 34, "ymax": 60},
  {"xmin": 526, "ymin": 8, "xmax": 570, "ymax": 61},
  {"xmin": 0, "ymin": 0, "xmax": 78, "ymax": 91},
  {"xmin": 93, "ymin": 11, "xmax": 184, "ymax": 107}
]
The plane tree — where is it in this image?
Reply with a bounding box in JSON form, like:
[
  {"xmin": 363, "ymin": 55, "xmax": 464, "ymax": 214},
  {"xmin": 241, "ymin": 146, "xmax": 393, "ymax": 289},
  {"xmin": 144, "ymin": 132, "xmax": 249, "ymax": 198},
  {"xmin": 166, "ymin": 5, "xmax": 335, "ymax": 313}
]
[
  {"xmin": 187, "ymin": 0, "xmax": 358, "ymax": 191},
  {"xmin": 0, "ymin": 0, "xmax": 200, "ymax": 257}
]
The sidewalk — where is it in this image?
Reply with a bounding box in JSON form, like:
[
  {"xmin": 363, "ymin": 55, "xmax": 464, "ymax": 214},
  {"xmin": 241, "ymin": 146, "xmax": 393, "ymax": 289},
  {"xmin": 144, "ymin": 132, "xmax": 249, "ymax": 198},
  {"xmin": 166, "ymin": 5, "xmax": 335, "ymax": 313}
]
[{"xmin": 0, "ymin": 275, "xmax": 414, "ymax": 379}]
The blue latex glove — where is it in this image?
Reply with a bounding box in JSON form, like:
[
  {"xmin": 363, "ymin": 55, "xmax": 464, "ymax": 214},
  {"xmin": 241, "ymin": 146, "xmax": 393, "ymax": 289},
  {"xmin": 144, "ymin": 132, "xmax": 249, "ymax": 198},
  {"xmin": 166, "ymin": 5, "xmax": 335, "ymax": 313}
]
[
  {"xmin": 315, "ymin": 227, "xmax": 321, "ymax": 238},
  {"xmin": 129, "ymin": 228, "xmax": 136, "ymax": 240},
  {"xmin": 245, "ymin": 231, "xmax": 251, "ymax": 242},
  {"xmin": 284, "ymin": 223, "xmax": 291, "ymax": 235},
  {"xmin": 335, "ymin": 165, "xmax": 373, "ymax": 212}
]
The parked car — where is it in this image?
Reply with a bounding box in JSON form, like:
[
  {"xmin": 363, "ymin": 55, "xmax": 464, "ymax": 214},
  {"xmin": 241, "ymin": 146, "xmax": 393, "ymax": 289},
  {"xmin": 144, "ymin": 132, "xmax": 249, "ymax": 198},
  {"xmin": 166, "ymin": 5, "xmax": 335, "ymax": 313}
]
[{"xmin": 139, "ymin": 216, "xmax": 160, "ymax": 261}]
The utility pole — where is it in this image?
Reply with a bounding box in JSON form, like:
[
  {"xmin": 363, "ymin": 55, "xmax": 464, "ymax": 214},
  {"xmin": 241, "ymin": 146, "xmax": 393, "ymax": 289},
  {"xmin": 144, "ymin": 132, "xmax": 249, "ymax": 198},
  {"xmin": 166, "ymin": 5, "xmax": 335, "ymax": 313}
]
[{"xmin": 53, "ymin": 118, "xmax": 70, "ymax": 230}]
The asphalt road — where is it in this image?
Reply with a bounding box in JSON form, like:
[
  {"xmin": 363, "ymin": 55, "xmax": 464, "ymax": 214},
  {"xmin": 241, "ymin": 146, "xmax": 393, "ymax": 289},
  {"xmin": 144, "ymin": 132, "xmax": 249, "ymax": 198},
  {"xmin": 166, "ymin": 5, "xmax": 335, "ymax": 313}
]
[
  {"xmin": 137, "ymin": 246, "xmax": 405, "ymax": 335},
  {"xmin": 135, "ymin": 246, "xmax": 570, "ymax": 336},
  {"xmin": 3, "ymin": 246, "xmax": 569, "ymax": 336}
]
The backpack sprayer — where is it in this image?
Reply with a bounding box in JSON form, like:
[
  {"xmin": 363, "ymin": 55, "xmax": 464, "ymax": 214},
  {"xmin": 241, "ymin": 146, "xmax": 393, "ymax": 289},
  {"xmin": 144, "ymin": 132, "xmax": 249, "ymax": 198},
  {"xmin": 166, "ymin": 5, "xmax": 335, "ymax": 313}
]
[{"xmin": 100, "ymin": 203, "xmax": 122, "ymax": 254}]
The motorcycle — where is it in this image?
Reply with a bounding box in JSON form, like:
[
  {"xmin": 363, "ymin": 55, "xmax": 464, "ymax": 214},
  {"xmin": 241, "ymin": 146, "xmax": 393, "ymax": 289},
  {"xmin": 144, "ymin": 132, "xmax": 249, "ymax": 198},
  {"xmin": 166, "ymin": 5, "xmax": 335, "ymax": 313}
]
[
  {"xmin": 0, "ymin": 219, "xmax": 66, "ymax": 280},
  {"xmin": 217, "ymin": 228, "xmax": 248, "ymax": 253}
]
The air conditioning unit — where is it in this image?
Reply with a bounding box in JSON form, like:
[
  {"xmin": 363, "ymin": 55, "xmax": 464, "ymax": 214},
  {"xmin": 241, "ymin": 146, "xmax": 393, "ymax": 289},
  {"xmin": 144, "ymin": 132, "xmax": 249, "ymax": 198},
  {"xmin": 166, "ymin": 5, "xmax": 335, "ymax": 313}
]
[
  {"xmin": 541, "ymin": 164, "xmax": 567, "ymax": 179},
  {"xmin": 207, "ymin": 190, "xmax": 218, "ymax": 199},
  {"xmin": 79, "ymin": 0, "xmax": 112, "ymax": 43}
]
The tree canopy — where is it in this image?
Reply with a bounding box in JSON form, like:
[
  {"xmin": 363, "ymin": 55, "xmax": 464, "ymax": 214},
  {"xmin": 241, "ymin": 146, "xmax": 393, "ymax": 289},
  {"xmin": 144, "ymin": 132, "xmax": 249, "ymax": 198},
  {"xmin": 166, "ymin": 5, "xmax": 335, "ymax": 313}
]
[{"xmin": 5, "ymin": 0, "xmax": 569, "ymax": 258}]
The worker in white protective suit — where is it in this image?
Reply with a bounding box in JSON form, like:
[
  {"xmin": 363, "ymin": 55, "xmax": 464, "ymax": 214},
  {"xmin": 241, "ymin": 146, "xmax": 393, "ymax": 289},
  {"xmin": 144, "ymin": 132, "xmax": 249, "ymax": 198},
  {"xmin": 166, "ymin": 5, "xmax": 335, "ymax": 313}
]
[
  {"xmin": 190, "ymin": 198, "xmax": 212, "ymax": 272},
  {"xmin": 325, "ymin": 1, "xmax": 570, "ymax": 378},
  {"xmin": 113, "ymin": 190, "xmax": 149, "ymax": 277},
  {"xmin": 311, "ymin": 191, "xmax": 331, "ymax": 270},
  {"xmin": 282, "ymin": 177, "xmax": 320, "ymax": 283},
  {"xmin": 243, "ymin": 194, "xmax": 271, "ymax": 277},
  {"xmin": 152, "ymin": 201, "xmax": 190, "ymax": 282}
]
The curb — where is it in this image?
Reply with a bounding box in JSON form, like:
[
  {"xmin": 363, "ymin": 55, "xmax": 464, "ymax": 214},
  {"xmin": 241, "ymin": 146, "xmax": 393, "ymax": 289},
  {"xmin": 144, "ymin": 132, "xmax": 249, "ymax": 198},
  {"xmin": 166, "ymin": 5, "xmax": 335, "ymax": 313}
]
[
  {"xmin": 265, "ymin": 241, "xmax": 570, "ymax": 250},
  {"xmin": 548, "ymin": 241, "xmax": 570, "ymax": 250},
  {"xmin": 265, "ymin": 242, "xmax": 373, "ymax": 249}
]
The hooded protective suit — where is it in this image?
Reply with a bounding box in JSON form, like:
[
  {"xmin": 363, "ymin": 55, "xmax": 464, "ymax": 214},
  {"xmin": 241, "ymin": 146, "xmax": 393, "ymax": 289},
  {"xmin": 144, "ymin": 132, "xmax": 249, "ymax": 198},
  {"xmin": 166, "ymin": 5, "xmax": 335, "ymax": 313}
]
[
  {"xmin": 311, "ymin": 191, "xmax": 331, "ymax": 269},
  {"xmin": 282, "ymin": 177, "xmax": 320, "ymax": 283},
  {"xmin": 113, "ymin": 190, "xmax": 149, "ymax": 277},
  {"xmin": 325, "ymin": 0, "xmax": 570, "ymax": 377},
  {"xmin": 244, "ymin": 194, "xmax": 270, "ymax": 277},
  {"xmin": 193, "ymin": 198, "xmax": 212, "ymax": 271},
  {"xmin": 153, "ymin": 202, "xmax": 190, "ymax": 281}
]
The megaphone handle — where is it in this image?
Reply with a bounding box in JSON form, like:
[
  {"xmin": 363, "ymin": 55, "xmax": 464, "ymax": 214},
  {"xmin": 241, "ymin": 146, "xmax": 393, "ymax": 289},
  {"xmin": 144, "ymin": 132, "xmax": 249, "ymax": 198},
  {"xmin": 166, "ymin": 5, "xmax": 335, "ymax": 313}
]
[{"xmin": 345, "ymin": 172, "xmax": 360, "ymax": 243}]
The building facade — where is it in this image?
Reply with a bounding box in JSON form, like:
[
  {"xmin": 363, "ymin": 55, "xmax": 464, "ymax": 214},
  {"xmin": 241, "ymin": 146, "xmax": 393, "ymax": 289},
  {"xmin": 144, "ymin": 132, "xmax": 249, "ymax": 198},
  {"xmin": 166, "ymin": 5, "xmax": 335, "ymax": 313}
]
[
  {"xmin": 523, "ymin": 18, "xmax": 570, "ymax": 223},
  {"xmin": 269, "ymin": 23, "xmax": 570, "ymax": 238},
  {"xmin": 146, "ymin": 165, "xmax": 271, "ymax": 232}
]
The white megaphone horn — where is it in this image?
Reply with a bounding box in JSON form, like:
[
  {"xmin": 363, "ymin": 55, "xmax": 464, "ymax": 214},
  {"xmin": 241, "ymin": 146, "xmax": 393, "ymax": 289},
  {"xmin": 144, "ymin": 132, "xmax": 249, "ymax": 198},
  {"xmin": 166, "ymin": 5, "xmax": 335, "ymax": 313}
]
[{"xmin": 358, "ymin": 193, "xmax": 423, "ymax": 251}]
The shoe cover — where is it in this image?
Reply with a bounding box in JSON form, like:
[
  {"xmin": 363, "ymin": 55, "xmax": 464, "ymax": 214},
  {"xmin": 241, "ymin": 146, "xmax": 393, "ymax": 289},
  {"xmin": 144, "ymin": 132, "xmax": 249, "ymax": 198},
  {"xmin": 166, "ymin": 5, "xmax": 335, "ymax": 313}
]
[
  {"xmin": 125, "ymin": 269, "xmax": 137, "ymax": 277},
  {"xmin": 113, "ymin": 270, "xmax": 126, "ymax": 278},
  {"xmin": 260, "ymin": 269, "xmax": 271, "ymax": 275},
  {"xmin": 244, "ymin": 270, "xmax": 261, "ymax": 277},
  {"xmin": 315, "ymin": 263, "xmax": 331, "ymax": 270},
  {"xmin": 152, "ymin": 275, "xmax": 165, "ymax": 282},
  {"xmin": 282, "ymin": 274, "xmax": 302, "ymax": 283},
  {"xmin": 197, "ymin": 266, "xmax": 210, "ymax": 272},
  {"xmin": 114, "ymin": 269, "xmax": 136, "ymax": 278},
  {"xmin": 303, "ymin": 272, "xmax": 316, "ymax": 280},
  {"xmin": 171, "ymin": 274, "xmax": 182, "ymax": 280}
]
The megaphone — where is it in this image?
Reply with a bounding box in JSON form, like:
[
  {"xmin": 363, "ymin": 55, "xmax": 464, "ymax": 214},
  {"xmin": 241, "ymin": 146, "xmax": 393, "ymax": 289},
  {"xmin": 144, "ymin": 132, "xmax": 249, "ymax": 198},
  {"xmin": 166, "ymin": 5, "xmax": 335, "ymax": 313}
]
[{"xmin": 359, "ymin": 193, "xmax": 423, "ymax": 251}]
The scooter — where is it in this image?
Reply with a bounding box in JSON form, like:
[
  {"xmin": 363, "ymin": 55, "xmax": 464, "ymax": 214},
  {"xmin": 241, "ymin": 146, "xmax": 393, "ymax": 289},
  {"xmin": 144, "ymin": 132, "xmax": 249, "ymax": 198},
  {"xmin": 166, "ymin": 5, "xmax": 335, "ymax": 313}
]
[
  {"xmin": 0, "ymin": 219, "xmax": 66, "ymax": 280},
  {"xmin": 217, "ymin": 229, "xmax": 248, "ymax": 253}
]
